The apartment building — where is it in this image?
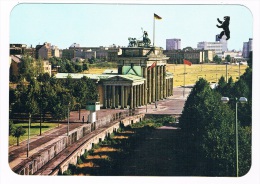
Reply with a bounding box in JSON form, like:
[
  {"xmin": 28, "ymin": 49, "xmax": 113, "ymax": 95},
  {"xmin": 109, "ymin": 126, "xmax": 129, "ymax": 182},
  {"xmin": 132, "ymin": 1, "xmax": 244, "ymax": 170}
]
[
  {"xmin": 242, "ymin": 38, "xmax": 253, "ymax": 58},
  {"xmin": 166, "ymin": 38, "xmax": 181, "ymax": 50}
]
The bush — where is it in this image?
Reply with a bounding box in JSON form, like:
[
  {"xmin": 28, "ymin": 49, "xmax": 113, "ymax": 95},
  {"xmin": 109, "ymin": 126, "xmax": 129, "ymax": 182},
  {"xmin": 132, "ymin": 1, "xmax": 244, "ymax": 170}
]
[
  {"xmin": 77, "ymin": 156, "xmax": 83, "ymax": 165},
  {"xmin": 88, "ymin": 149, "xmax": 94, "ymax": 155},
  {"xmin": 62, "ymin": 164, "xmax": 77, "ymax": 175}
]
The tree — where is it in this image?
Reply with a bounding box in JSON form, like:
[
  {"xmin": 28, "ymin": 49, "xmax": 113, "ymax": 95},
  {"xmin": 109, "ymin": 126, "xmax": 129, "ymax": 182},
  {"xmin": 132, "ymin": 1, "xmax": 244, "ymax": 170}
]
[
  {"xmin": 213, "ymin": 55, "xmax": 222, "ymax": 64},
  {"xmin": 88, "ymin": 56, "xmax": 96, "ymax": 64},
  {"xmin": 12, "ymin": 126, "xmax": 26, "ymax": 146},
  {"xmin": 216, "ymin": 76, "xmax": 234, "ymax": 97},
  {"xmin": 216, "ymin": 75, "xmax": 226, "ymax": 91},
  {"xmin": 83, "ymin": 61, "xmax": 89, "ymax": 71},
  {"xmin": 18, "ymin": 55, "xmax": 37, "ymax": 82},
  {"xmin": 247, "ymin": 51, "xmax": 252, "ymax": 68},
  {"xmin": 225, "ymin": 55, "xmax": 231, "ymax": 63},
  {"xmin": 66, "ymin": 62, "xmax": 76, "ymax": 73},
  {"xmin": 179, "ymin": 77, "xmax": 251, "ymax": 176},
  {"xmin": 9, "ymin": 120, "xmax": 15, "ymax": 136},
  {"xmin": 74, "ymin": 63, "xmax": 83, "ymax": 72}
]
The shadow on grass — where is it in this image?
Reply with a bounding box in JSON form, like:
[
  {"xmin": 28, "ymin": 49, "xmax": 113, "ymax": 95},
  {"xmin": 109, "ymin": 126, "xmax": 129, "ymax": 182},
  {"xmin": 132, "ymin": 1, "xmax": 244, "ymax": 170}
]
[{"xmin": 21, "ymin": 125, "xmax": 50, "ymax": 129}]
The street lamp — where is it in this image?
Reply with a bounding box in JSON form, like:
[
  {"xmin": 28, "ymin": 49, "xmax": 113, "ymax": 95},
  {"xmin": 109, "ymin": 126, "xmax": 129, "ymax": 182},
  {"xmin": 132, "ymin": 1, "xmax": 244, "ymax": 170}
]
[
  {"xmin": 67, "ymin": 102, "xmax": 70, "ymax": 136},
  {"xmin": 221, "ymin": 96, "xmax": 248, "ymax": 177},
  {"xmin": 225, "ymin": 62, "xmax": 228, "ymax": 82},
  {"xmin": 27, "ymin": 113, "xmax": 31, "ymax": 158},
  {"xmin": 40, "ymin": 82, "xmax": 43, "ymax": 136}
]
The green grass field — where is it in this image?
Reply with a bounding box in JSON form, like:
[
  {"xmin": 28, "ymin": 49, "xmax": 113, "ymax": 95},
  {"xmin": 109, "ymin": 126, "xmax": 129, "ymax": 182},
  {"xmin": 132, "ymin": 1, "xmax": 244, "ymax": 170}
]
[
  {"xmin": 166, "ymin": 64, "xmax": 247, "ymax": 87},
  {"xmin": 9, "ymin": 123, "xmax": 58, "ymax": 146},
  {"xmin": 84, "ymin": 63, "xmax": 248, "ymax": 87}
]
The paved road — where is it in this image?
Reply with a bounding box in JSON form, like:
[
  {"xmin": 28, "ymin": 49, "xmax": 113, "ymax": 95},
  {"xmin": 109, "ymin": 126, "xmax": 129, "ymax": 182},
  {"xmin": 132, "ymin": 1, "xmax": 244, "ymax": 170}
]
[
  {"xmin": 8, "ymin": 87, "xmax": 191, "ymax": 173},
  {"xmin": 137, "ymin": 87, "xmax": 191, "ymax": 115}
]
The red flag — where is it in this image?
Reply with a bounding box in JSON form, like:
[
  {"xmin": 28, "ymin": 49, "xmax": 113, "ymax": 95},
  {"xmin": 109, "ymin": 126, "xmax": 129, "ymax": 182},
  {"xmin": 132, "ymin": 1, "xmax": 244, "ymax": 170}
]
[
  {"xmin": 148, "ymin": 62, "xmax": 156, "ymax": 70},
  {"xmin": 184, "ymin": 59, "xmax": 192, "ymax": 66}
]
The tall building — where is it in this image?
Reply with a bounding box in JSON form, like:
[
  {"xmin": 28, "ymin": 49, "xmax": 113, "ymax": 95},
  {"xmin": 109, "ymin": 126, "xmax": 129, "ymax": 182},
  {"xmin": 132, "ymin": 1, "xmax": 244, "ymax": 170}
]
[
  {"xmin": 164, "ymin": 49, "xmax": 214, "ymax": 64},
  {"xmin": 166, "ymin": 39, "xmax": 181, "ymax": 50},
  {"xmin": 197, "ymin": 34, "xmax": 228, "ymax": 58},
  {"xmin": 197, "ymin": 39, "xmax": 227, "ymax": 58},
  {"xmin": 197, "ymin": 42, "xmax": 222, "ymax": 57},
  {"xmin": 242, "ymin": 38, "xmax": 253, "ymax": 58},
  {"xmin": 10, "ymin": 44, "xmax": 27, "ymax": 55},
  {"xmin": 215, "ymin": 34, "xmax": 220, "ymax": 42},
  {"xmin": 35, "ymin": 42, "xmax": 60, "ymax": 59},
  {"xmin": 35, "ymin": 42, "xmax": 52, "ymax": 59}
]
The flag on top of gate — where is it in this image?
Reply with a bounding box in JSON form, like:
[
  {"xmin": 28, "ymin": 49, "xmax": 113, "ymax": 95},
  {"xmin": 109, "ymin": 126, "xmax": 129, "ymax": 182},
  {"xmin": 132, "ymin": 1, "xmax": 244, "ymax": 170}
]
[
  {"xmin": 184, "ymin": 59, "xmax": 192, "ymax": 66},
  {"xmin": 154, "ymin": 13, "xmax": 162, "ymax": 20},
  {"xmin": 148, "ymin": 62, "xmax": 156, "ymax": 70}
]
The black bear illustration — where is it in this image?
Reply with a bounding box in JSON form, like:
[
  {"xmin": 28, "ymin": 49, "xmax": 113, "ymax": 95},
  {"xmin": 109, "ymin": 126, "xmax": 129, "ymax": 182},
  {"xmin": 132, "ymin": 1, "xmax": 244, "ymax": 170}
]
[{"xmin": 216, "ymin": 16, "xmax": 230, "ymax": 40}]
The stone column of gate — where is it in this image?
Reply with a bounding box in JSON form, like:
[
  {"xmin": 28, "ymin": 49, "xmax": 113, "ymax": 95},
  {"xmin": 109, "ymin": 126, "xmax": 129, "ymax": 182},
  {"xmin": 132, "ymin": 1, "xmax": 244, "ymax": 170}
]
[
  {"xmin": 140, "ymin": 84, "xmax": 143, "ymax": 106},
  {"xmin": 148, "ymin": 69, "xmax": 152, "ymax": 103},
  {"xmin": 112, "ymin": 85, "xmax": 116, "ymax": 109},
  {"xmin": 163, "ymin": 65, "xmax": 166, "ymax": 98},
  {"xmin": 167, "ymin": 79, "xmax": 171, "ymax": 96},
  {"xmin": 107, "ymin": 85, "xmax": 111, "ymax": 108},
  {"xmin": 152, "ymin": 66, "xmax": 156, "ymax": 102},
  {"xmin": 137, "ymin": 85, "xmax": 140, "ymax": 106},
  {"xmin": 139, "ymin": 84, "xmax": 142, "ymax": 106},
  {"xmin": 120, "ymin": 86, "xmax": 125, "ymax": 109},
  {"xmin": 171, "ymin": 79, "xmax": 173, "ymax": 96},
  {"xmin": 160, "ymin": 65, "xmax": 163, "ymax": 99},
  {"xmin": 135, "ymin": 85, "xmax": 138, "ymax": 108},
  {"xmin": 142, "ymin": 84, "xmax": 145, "ymax": 106},
  {"xmin": 133, "ymin": 85, "xmax": 136, "ymax": 108},
  {"xmin": 124, "ymin": 86, "xmax": 128, "ymax": 108},
  {"xmin": 169, "ymin": 79, "xmax": 172, "ymax": 96},
  {"xmin": 138, "ymin": 85, "xmax": 141, "ymax": 106},
  {"xmin": 156, "ymin": 65, "xmax": 160, "ymax": 101},
  {"xmin": 143, "ymin": 67, "xmax": 148, "ymax": 105},
  {"xmin": 130, "ymin": 86, "xmax": 133, "ymax": 109},
  {"xmin": 103, "ymin": 85, "xmax": 107, "ymax": 108},
  {"xmin": 115, "ymin": 86, "xmax": 119, "ymax": 108},
  {"xmin": 156, "ymin": 65, "xmax": 159, "ymax": 100},
  {"xmin": 166, "ymin": 79, "xmax": 169, "ymax": 97}
]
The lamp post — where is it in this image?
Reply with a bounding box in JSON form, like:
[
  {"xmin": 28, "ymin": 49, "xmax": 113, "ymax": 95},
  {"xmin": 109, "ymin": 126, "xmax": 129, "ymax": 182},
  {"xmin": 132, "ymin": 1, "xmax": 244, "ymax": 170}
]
[
  {"xmin": 221, "ymin": 96, "xmax": 248, "ymax": 177},
  {"xmin": 225, "ymin": 63, "xmax": 228, "ymax": 82},
  {"xmin": 67, "ymin": 102, "xmax": 70, "ymax": 136},
  {"xmin": 27, "ymin": 113, "xmax": 31, "ymax": 158},
  {"xmin": 238, "ymin": 61, "xmax": 241, "ymax": 78},
  {"xmin": 75, "ymin": 103, "xmax": 81, "ymax": 120},
  {"xmin": 40, "ymin": 82, "xmax": 43, "ymax": 136}
]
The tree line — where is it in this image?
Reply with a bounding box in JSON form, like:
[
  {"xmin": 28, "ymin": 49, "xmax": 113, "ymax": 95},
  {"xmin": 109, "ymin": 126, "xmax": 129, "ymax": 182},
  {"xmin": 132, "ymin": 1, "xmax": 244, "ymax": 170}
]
[
  {"xmin": 9, "ymin": 73, "xmax": 98, "ymax": 144},
  {"xmin": 179, "ymin": 59, "xmax": 252, "ymax": 176},
  {"xmin": 10, "ymin": 73, "xmax": 98, "ymax": 120},
  {"xmin": 49, "ymin": 57, "xmax": 90, "ymax": 73},
  {"xmin": 9, "ymin": 55, "xmax": 99, "ymax": 144}
]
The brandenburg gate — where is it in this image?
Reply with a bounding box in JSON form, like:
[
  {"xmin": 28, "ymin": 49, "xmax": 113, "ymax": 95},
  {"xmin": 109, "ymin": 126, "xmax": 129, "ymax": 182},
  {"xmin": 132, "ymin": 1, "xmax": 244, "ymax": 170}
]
[{"xmin": 102, "ymin": 46, "xmax": 173, "ymax": 109}]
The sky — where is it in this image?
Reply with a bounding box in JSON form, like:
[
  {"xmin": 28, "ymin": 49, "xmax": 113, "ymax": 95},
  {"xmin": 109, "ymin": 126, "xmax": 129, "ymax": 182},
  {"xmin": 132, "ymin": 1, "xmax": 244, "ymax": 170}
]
[{"xmin": 9, "ymin": 3, "xmax": 253, "ymax": 51}]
